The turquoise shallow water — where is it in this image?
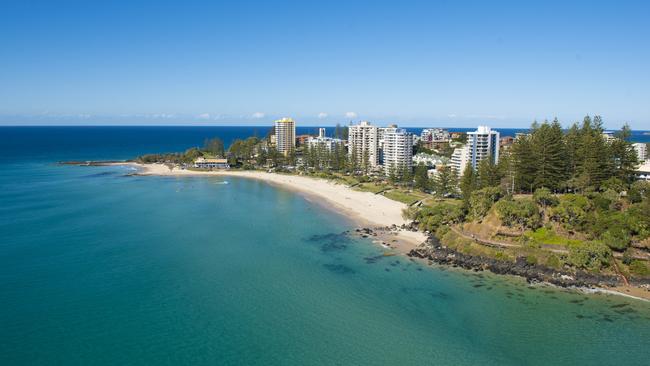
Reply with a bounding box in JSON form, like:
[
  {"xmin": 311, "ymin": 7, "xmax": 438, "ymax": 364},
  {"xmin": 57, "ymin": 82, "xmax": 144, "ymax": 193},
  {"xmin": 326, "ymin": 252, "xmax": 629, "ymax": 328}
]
[{"xmin": 1, "ymin": 128, "xmax": 649, "ymax": 365}]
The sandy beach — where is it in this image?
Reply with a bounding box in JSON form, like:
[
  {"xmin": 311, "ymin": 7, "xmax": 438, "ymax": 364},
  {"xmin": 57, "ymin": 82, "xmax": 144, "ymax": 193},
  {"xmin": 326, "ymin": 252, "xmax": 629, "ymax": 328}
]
[{"xmin": 128, "ymin": 163, "xmax": 427, "ymax": 253}]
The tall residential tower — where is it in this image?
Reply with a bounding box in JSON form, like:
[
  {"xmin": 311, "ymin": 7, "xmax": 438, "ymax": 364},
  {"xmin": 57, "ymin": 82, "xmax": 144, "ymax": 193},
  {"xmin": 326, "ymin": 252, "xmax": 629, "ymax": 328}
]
[
  {"xmin": 382, "ymin": 127, "xmax": 413, "ymax": 175},
  {"xmin": 467, "ymin": 125, "xmax": 500, "ymax": 168},
  {"xmin": 348, "ymin": 121, "xmax": 379, "ymax": 168},
  {"xmin": 274, "ymin": 117, "xmax": 296, "ymax": 155}
]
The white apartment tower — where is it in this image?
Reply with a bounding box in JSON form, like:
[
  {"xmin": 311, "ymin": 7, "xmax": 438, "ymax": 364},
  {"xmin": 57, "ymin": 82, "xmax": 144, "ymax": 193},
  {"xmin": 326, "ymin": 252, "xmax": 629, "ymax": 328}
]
[
  {"xmin": 382, "ymin": 127, "xmax": 413, "ymax": 175},
  {"xmin": 274, "ymin": 117, "xmax": 296, "ymax": 155},
  {"xmin": 348, "ymin": 121, "xmax": 379, "ymax": 167},
  {"xmin": 467, "ymin": 125, "xmax": 500, "ymax": 168}
]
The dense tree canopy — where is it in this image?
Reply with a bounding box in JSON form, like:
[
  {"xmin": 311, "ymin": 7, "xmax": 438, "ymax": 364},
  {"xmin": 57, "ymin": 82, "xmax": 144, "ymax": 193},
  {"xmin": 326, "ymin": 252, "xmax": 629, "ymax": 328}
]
[{"xmin": 509, "ymin": 116, "xmax": 639, "ymax": 193}]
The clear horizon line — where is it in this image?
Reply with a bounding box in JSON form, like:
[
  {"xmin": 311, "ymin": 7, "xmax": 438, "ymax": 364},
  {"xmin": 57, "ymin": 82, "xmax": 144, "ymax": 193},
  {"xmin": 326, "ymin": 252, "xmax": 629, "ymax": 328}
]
[{"xmin": 0, "ymin": 124, "xmax": 648, "ymax": 131}]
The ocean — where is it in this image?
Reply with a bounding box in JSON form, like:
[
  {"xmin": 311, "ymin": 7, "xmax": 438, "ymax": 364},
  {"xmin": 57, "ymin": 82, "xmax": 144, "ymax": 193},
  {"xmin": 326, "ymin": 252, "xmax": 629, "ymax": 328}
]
[{"xmin": 1, "ymin": 126, "xmax": 649, "ymax": 365}]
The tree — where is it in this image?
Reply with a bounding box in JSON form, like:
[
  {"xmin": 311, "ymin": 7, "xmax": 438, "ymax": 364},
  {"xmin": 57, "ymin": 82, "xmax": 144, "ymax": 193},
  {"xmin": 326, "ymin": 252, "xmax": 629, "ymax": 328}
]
[
  {"xmin": 497, "ymin": 149, "xmax": 516, "ymax": 195},
  {"xmin": 414, "ymin": 203, "xmax": 465, "ymax": 233},
  {"xmin": 399, "ymin": 164, "xmax": 413, "ymax": 185},
  {"xmin": 551, "ymin": 194, "xmax": 591, "ymax": 230},
  {"xmin": 387, "ymin": 164, "xmax": 398, "ymax": 183},
  {"xmin": 414, "ymin": 163, "xmax": 430, "ymax": 191},
  {"xmin": 182, "ymin": 147, "xmax": 203, "ymax": 164},
  {"xmin": 255, "ymin": 147, "xmax": 268, "ymax": 166},
  {"xmin": 349, "ymin": 146, "xmax": 359, "ymax": 172},
  {"xmin": 601, "ymin": 229, "xmax": 630, "ymax": 251},
  {"xmin": 610, "ymin": 123, "xmax": 639, "ymax": 185},
  {"xmin": 533, "ymin": 187, "xmax": 558, "ymax": 208},
  {"xmin": 468, "ymin": 186, "xmax": 503, "ymax": 219},
  {"xmin": 511, "ymin": 133, "xmax": 537, "ymax": 192},
  {"xmin": 530, "ymin": 119, "xmax": 567, "ymax": 191},
  {"xmin": 203, "ymin": 137, "xmax": 225, "ymax": 157},
  {"xmin": 476, "ymin": 157, "xmax": 500, "ymax": 188},
  {"xmin": 629, "ymin": 181, "xmax": 650, "ymax": 203},
  {"xmin": 573, "ymin": 115, "xmax": 610, "ymax": 191},
  {"xmin": 334, "ymin": 123, "xmax": 349, "ymax": 140},
  {"xmin": 333, "ymin": 144, "xmax": 348, "ymax": 171},
  {"xmin": 563, "ymin": 123, "xmax": 581, "ymax": 191},
  {"xmin": 268, "ymin": 148, "xmax": 282, "ymax": 167},
  {"xmin": 567, "ymin": 241, "xmax": 611, "ymax": 270},
  {"xmin": 433, "ymin": 165, "xmax": 457, "ymax": 197},
  {"xmin": 459, "ymin": 164, "xmax": 477, "ymax": 201},
  {"xmin": 361, "ymin": 148, "xmax": 370, "ymax": 174},
  {"xmin": 495, "ymin": 199, "xmax": 542, "ymax": 229}
]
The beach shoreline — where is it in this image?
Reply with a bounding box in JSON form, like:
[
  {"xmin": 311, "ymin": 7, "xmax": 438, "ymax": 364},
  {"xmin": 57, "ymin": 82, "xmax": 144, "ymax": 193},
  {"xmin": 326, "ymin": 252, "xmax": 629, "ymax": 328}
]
[{"xmin": 125, "ymin": 163, "xmax": 427, "ymax": 253}]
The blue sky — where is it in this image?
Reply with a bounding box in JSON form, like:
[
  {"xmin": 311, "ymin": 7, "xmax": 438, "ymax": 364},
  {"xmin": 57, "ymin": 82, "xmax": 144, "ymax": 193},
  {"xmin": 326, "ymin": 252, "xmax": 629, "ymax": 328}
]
[{"xmin": 1, "ymin": 0, "xmax": 649, "ymax": 129}]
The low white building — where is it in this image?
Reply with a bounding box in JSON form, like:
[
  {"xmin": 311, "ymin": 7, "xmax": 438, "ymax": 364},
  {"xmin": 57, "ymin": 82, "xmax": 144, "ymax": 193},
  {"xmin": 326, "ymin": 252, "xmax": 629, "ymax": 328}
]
[
  {"xmin": 307, "ymin": 128, "xmax": 344, "ymax": 152},
  {"xmin": 602, "ymin": 131, "xmax": 617, "ymax": 143},
  {"xmin": 420, "ymin": 128, "xmax": 450, "ymax": 144},
  {"xmin": 412, "ymin": 152, "xmax": 448, "ymax": 168},
  {"xmin": 194, "ymin": 157, "xmax": 230, "ymax": 169},
  {"xmin": 636, "ymin": 161, "xmax": 650, "ymax": 181},
  {"xmin": 450, "ymin": 144, "xmax": 470, "ymax": 174}
]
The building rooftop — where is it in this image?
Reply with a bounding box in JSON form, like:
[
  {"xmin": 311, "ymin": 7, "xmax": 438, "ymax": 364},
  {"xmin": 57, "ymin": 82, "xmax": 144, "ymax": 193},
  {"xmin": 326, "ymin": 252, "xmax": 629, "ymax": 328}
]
[
  {"xmin": 195, "ymin": 157, "xmax": 227, "ymax": 163},
  {"xmin": 638, "ymin": 161, "xmax": 650, "ymax": 173}
]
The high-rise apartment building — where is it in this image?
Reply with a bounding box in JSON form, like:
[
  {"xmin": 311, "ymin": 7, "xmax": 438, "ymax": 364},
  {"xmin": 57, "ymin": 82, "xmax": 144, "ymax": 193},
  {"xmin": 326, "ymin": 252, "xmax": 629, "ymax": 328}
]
[
  {"xmin": 382, "ymin": 127, "xmax": 413, "ymax": 175},
  {"xmin": 274, "ymin": 117, "xmax": 296, "ymax": 155},
  {"xmin": 467, "ymin": 125, "xmax": 500, "ymax": 168},
  {"xmin": 348, "ymin": 121, "xmax": 379, "ymax": 167}
]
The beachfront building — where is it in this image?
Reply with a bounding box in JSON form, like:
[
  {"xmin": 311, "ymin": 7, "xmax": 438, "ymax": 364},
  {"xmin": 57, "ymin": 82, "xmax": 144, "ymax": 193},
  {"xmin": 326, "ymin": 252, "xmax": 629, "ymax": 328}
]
[
  {"xmin": 295, "ymin": 134, "xmax": 311, "ymax": 147},
  {"xmin": 413, "ymin": 152, "xmax": 446, "ymax": 168},
  {"xmin": 450, "ymin": 132, "xmax": 464, "ymax": 140},
  {"xmin": 307, "ymin": 128, "xmax": 344, "ymax": 152},
  {"xmin": 382, "ymin": 127, "xmax": 413, "ymax": 176},
  {"xmin": 602, "ymin": 131, "xmax": 617, "ymax": 143},
  {"xmin": 275, "ymin": 117, "xmax": 296, "ymax": 156},
  {"xmin": 348, "ymin": 121, "xmax": 379, "ymax": 167},
  {"xmin": 467, "ymin": 125, "xmax": 500, "ymax": 168},
  {"xmin": 194, "ymin": 157, "xmax": 230, "ymax": 169},
  {"xmin": 633, "ymin": 143, "xmax": 647, "ymax": 162},
  {"xmin": 377, "ymin": 124, "xmax": 398, "ymax": 165},
  {"xmin": 378, "ymin": 124, "xmax": 398, "ymax": 143},
  {"xmin": 500, "ymin": 136, "xmax": 515, "ymax": 149},
  {"xmin": 450, "ymin": 144, "xmax": 470, "ymax": 174},
  {"xmin": 420, "ymin": 128, "xmax": 450, "ymax": 148}
]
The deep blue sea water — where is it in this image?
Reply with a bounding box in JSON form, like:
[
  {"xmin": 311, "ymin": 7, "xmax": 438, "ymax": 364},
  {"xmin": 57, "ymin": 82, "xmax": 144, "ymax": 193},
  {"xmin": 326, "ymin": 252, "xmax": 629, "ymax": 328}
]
[
  {"xmin": 2, "ymin": 126, "xmax": 647, "ymax": 163},
  {"xmin": 1, "ymin": 127, "xmax": 649, "ymax": 365}
]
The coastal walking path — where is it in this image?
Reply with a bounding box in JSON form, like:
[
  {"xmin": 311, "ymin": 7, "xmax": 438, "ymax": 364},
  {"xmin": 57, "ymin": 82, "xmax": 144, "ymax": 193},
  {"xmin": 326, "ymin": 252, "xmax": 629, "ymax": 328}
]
[{"xmin": 449, "ymin": 226, "xmax": 569, "ymax": 254}]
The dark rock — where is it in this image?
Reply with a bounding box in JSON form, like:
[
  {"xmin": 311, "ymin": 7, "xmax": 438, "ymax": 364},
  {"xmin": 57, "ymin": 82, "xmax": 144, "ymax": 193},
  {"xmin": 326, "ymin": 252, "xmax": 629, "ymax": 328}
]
[{"xmin": 408, "ymin": 245, "xmax": 622, "ymax": 289}]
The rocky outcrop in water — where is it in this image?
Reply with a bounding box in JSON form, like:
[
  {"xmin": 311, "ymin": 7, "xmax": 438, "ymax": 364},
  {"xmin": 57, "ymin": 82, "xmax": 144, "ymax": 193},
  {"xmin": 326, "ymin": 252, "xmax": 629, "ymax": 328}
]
[{"xmin": 408, "ymin": 240, "xmax": 622, "ymax": 288}]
